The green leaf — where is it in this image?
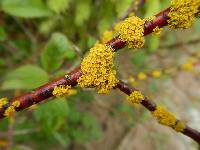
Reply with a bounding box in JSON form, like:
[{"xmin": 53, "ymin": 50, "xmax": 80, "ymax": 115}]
[
  {"xmin": 64, "ymin": 49, "xmax": 76, "ymax": 60},
  {"xmin": 1, "ymin": 65, "xmax": 49, "ymax": 90},
  {"xmin": 39, "ymin": 18, "xmax": 57, "ymax": 34},
  {"xmin": 75, "ymin": 0, "xmax": 91, "ymax": 26},
  {"xmin": 34, "ymin": 98, "xmax": 69, "ymax": 134},
  {"xmin": 68, "ymin": 107, "xmax": 81, "ymax": 124},
  {"xmin": 47, "ymin": 0, "xmax": 71, "ymax": 14},
  {"xmin": 160, "ymin": 0, "xmax": 171, "ymax": 10},
  {"xmin": 1, "ymin": 0, "xmax": 53, "ymax": 18},
  {"xmin": 68, "ymin": 112, "xmax": 101, "ymax": 142},
  {"xmin": 40, "ymin": 33, "xmax": 73, "ymax": 72},
  {"xmin": 87, "ymin": 36, "xmax": 96, "ymax": 48},
  {"xmin": 53, "ymin": 132, "xmax": 70, "ymax": 148}
]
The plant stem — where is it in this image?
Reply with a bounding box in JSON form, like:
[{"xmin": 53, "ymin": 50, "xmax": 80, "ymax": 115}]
[{"xmin": 116, "ymin": 81, "xmax": 200, "ymax": 144}]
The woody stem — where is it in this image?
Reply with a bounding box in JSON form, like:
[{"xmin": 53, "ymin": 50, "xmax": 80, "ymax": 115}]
[{"xmin": 116, "ymin": 81, "xmax": 200, "ymax": 144}]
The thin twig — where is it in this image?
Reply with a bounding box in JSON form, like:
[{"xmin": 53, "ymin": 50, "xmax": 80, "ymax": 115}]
[{"xmin": 116, "ymin": 80, "xmax": 200, "ymax": 144}]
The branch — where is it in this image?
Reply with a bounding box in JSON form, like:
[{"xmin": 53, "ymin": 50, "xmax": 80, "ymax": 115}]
[
  {"xmin": 0, "ymin": 8, "xmax": 171, "ymax": 119},
  {"xmin": 107, "ymin": 8, "xmax": 170, "ymax": 50},
  {"xmin": 116, "ymin": 81, "xmax": 200, "ymax": 144}
]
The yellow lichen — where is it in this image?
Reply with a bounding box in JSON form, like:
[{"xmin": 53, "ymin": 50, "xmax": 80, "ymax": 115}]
[
  {"xmin": 67, "ymin": 89, "xmax": 77, "ymax": 96},
  {"xmin": 152, "ymin": 70, "xmax": 162, "ymax": 78},
  {"xmin": 152, "ymin": 26, "xmax": 163, "ymax": 36},
  {"xmin": 4, "ymin": 101, "xmax": 20, "ymax": 117},
  {"xmin": 12, "ymin": 101, "xmax": 20, "ymax": 107},
  {"xmin": 78, "ymin": 43, "xmax": 119, "ymax": 94},
  {"xmin": 115, "ymin": 16, "xmax": 145, "ymax": 49},
  {"xmin": 144, "ymin": 16, "xmax": 156, "ymax": 22},
  {"xmin": 152, "ymin": 106, "xmax": 177, "ymax": 127},
  {"xmin": 0, "ymin": 97, "xmax": 8, "ymax": 109},
  {"xmin": 174, "ymin": 120, "xmax": 185, "ymax": 132},
  {"xmin": 4, "ymin": 106, "xmax": 16, "ymax": 117},
  {"xmin": 101, "ymin": 30, "xmax": 113, "ymax": 43},
  {"xmin": 128, "ymin": 91, "xmax": 144, "ymax": 104},
  {"xmin": 168, "ymin": 0, "xmax": 200, "ymax": 29},
  {"xmin": 137, "ymin": 72, "xmax": 147, "ymax": 80},
  {"xmin": 52, "ymin": 85, "xmax": 75, "ymax": 97}
]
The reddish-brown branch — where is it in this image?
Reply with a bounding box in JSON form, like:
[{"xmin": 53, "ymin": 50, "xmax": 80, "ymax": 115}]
[
  {"xmin": 144, "ymin": 8, "xmax": 170, "ymax": 35},
  {"xmin": 0, "ymin": 67, "xmax": 82, "ymax": 118},
  {"xmin": 116, "ymin": 81, "xmax": 200, "ymax": 144},
  {"xmin": 107, "ymin": 8, "xmax": 170, "ymax": 50},
  {"xmin": 0, "ymin": 8, "xmax": 171, "ymax": 119},
  {"xmin": 0, "ymin": 8, "xmax": 170, "ymax": 116}
]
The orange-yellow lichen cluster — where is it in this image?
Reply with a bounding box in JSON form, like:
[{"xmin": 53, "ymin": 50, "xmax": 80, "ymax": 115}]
[
  {"xmin": 0, "ymin": 97, "xmax": 20, "ymax": 117},
  {"xmin": 145, "ymin": 16, "xmax": 156, "ymax": 22},
  {"xmin": 128, "ymin": 91, "xmax": 144, "ymax": 104},
  {"xmin": 101, "ymin": 30, "xmax": 113, "ymax": 43},
  {"xmin": 152, "ymin": 106, "xmax": 185, "ymax": 132},
  {"xmin": 152, "ymin": 26, "xmax": 163, "ymax": 36},
  {"xmin": 152, "ymin": 106, "xmax": 176, "ymax": 126},
  {"xmin": 168, "ymin": 0, "xmax": 200, "ymax": 29},
  {"xmin": 174, "ymin": 120, "xmax": 185, "ymax": 132},
  {"xmin": 52, "ymin": 85, "xmax": 77, "ymax": 97},
  {"xmin": 78, "ymin": 43, "xmax": 119, "ymax": 94},
  {"xmin": 0, "ymin": 97, "xmax": 8, "ymax": 109},
  {"xmin": 115, "ymin": 16, "xmax": 145, "ymax": 49},
  {"xmin": 4, "ymin": 101, "xmax": 20, "ymax": 117}
]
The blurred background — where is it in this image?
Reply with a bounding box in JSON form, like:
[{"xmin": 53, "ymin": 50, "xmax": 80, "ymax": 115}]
[{"xmin": 0, "ymin": 0, "xmax": 200, "ymax": 149}]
